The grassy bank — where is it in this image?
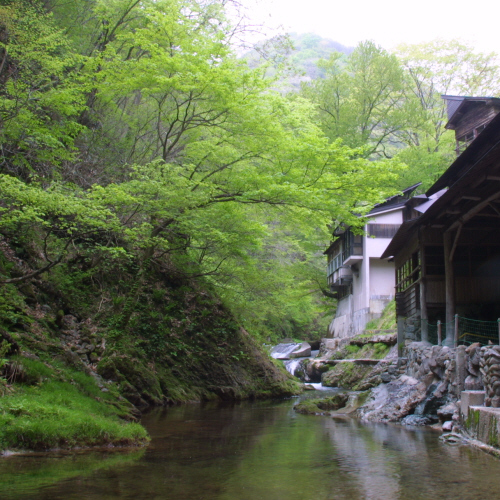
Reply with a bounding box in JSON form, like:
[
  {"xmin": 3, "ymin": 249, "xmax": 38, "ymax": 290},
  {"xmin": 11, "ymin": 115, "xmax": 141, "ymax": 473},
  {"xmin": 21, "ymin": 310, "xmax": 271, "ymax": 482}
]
[{"xmin": 0, "ymin": 357, "xmax": 147, "ymax": 452}]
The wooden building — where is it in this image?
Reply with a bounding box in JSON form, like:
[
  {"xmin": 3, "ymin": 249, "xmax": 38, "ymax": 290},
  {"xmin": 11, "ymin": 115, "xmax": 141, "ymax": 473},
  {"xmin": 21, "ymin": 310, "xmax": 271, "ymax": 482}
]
[
  {"xmin": 382, "ymin": 97, "xmax": 500, "ymax": 346},
  {"xmin": 443, "ymin": 95, "xmax": 500, "ymax": 154}
]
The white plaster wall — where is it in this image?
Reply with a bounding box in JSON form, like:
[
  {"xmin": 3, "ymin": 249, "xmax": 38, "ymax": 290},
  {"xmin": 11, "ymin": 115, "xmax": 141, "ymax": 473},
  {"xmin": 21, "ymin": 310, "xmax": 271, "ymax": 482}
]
[
  {"xmin": 368, "ymin": 210, "xmax": 402, "ymax": 224},
  {"xmin": 365, "ymin": 237, "xmax": 394, "ymax": 258},
  {"xmin": 353, "ymin": 259, "xmax": 367, "ymax": 311},
  {"xmin": 369, "ymin": 257, "xmax": 395, "ymax": 314},
  {"xmin": 365, "ymin": 209, "xmax": 403, "ymax": 258}
]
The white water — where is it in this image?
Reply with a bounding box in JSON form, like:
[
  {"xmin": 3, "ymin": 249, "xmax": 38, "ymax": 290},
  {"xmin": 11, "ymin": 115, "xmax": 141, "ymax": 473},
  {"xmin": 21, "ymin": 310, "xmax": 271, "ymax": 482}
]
[
  {"xmin": 270, "ymin": 343, "xmax": 301, "ymax": 359},
  {"xmin": 309, "ymin": 382, "xmax": 334, "ymax": 391},
  {"xmin": 283, "ymin": 358, "xmax": 302, "ymax": 376}
]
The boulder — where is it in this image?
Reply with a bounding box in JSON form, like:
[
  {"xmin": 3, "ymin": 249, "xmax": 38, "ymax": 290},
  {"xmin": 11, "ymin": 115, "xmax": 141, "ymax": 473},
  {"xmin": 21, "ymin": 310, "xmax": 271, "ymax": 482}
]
[
  {"xmin": 289, "ymin": 342, "xmax": 311, "ymax": 359},
  {"xmin": 442, "ymin": 420, "xmax": 453, "ymax": 432},
  {"xmin": 270, "ymin": 343, "xmax": 301, "ymax": 360},
  {"xmin": 356, "ymin": 375, "xmax": 427, "ymax": 423},
  {"xmin": 437, "ymin": 402, "xmax": 458, "ymax": 423}
]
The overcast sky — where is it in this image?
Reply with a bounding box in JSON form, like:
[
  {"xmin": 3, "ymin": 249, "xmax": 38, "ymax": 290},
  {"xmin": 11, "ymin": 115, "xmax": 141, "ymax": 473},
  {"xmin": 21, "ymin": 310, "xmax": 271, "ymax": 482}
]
[{"xmin": 240, "ymin": 0, "xmax": 500, "ymax": 54}]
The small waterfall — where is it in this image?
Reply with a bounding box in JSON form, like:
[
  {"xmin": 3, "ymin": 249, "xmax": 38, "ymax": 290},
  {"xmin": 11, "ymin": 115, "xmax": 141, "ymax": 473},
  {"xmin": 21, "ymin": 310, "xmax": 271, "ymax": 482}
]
[
  {"xmin": 270, "ymin": 342, "xmax": 330, "ymax": 390},
  {"xmin": 270, "ymin": 343, "xmax": 302, "ymax": 360},
  {"xmin": 284, "ymin": 358, "xmax": 303, "ymax": 377}
]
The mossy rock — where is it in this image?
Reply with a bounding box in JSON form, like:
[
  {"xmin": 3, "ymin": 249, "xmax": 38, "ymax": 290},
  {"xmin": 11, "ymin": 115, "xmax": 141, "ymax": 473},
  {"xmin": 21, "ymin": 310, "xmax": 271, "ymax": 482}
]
[
  {"xmin": 294, "ymin": 394, "xmax": 349, "ymax": 415},
  {"xmin": 322, "ymin": 362, "xmax": 372, "ymax": 389},
  {"xmin": 97, "ymin": 356, "xmax": 164, "ymax": 406}
]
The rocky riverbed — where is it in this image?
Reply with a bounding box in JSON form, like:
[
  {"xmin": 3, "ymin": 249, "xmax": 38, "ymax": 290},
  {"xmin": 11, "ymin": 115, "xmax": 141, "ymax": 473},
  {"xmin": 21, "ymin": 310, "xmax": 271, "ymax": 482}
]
[{"xmin": 275, "ymin": 334, "xmax": 464, "ymax": 432}]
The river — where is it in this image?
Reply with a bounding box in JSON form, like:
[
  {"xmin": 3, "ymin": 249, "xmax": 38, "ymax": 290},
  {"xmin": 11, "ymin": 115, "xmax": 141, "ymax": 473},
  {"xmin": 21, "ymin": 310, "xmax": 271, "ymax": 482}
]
[{"xmin": 1, "ymin": 392, "xmax": 499, "ymax": 499}]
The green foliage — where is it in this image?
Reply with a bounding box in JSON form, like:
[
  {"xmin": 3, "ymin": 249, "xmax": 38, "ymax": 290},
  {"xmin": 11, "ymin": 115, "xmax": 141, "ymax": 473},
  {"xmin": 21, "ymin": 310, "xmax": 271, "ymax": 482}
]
[
  {"xmin": 301, "ymin": 38, "xmax": 500, "ymax": 190},
  {"xmin": 0, "ymin": 1, "xmax": 86, "ymax": 177},
  {"xmin": 0, "ymin": 284, "xmax": 25, "ymax": 328},
  {"xmin": 364, "ymin": 301, "xmax": 396, "ymax": 331},
  {"xmin": 0, "ymin": 0, "xmax": 406, "ymax": 340},
  {"xmin": 373, "ymin": 343, "xmax": 390, "ymax": 359},
  {"xmin": 302, "ymin": 41, "xmax": 408, "ymax": 157},
  {"xmin": 345, "ymin": 345, "xmax": 361, "ymax": 355}
]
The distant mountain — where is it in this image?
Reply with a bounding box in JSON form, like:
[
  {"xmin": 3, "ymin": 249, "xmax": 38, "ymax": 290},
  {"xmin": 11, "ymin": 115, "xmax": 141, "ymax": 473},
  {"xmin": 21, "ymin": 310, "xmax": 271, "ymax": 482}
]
[
  {"xmin": 287, "ymin": 33, "xmax": 353, "ymax": 80},
  {"xmin": 244, "ymin": 33, "xmax": 354, "ymax": 88}
]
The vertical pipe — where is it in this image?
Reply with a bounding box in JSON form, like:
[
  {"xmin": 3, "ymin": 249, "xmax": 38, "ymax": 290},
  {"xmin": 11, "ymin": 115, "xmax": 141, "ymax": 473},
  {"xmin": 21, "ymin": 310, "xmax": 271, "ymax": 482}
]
[
  {"xmin": 454, "ymin": 314, "xmax": 459, "ymax": 348},
  {"xmin": 437, "ymin": 320, "xmax": 442, "ymax": 346}
]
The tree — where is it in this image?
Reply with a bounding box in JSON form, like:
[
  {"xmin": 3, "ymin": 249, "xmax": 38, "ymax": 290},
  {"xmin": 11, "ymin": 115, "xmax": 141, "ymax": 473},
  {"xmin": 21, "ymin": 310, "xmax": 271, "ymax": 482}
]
[
  {"xmin": 301, "ymin": 41, "xmax": 408, "ymax": 158},
  {"xmin": 0, "ymin": 1, "xmax": 86, "ymax": 180},
  {"xmin": 0, "ymin": 0, "xmax": 405, "ymax": 339},
  {"xmin": 392, "ymin": 39, "xmax": 500, "ymax": 190}
]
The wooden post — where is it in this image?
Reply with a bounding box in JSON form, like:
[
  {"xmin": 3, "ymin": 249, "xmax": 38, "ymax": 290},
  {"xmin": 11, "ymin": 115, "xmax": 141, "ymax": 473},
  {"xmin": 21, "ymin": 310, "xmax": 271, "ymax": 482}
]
[
  {"xmin": 454, "ymin": 314, "xmax": 459, "ymax": 348},
  {"xmin": 437, "ymin": 320, "xmax": 442, "ymax": 346},
  {"xmin": 443, "ymin": 231, "xmax": 456, "ymax": 347},
  {"xmin": 419, "ymin": 234, "xmax": 428, "ymax": 343}
]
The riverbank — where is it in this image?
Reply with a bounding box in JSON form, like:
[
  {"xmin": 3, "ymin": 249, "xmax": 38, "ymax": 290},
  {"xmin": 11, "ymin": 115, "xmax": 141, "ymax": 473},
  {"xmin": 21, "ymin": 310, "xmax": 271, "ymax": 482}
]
[{"xmin": 0, "ymin": 239, "xmax": 300, "ymax": 453}]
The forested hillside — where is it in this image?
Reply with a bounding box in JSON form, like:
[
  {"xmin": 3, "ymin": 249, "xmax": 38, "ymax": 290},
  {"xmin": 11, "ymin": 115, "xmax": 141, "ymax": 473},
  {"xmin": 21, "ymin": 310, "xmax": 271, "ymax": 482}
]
[
  {"xmin": 0, "ymin": 0, "xmax": 403, "ymax": 450},
  {"xmin": 0, "ymin": 0, "xmax": 499, "ymax": 451}
]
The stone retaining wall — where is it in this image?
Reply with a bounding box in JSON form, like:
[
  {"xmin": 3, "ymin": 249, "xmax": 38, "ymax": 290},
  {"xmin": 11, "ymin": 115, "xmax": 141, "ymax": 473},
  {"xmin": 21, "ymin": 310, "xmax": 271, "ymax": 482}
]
[
  {"xmin": 480, "ymin": 345, "xmax": 500, "ymax": 407},
  {"xmin": 403, "ymin": 342, "xmax": 500, "ymax": 410},
  {"xmin": 403, "ymin": 342, "xmax": 458, "ymax": 395}
]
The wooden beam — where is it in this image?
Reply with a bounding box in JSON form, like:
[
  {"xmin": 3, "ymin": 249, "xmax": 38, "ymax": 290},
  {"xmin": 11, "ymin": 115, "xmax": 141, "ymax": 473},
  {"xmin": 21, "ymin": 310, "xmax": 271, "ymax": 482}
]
[
  {"xmin": 462, "ymin": 195, "xmax": 481, "ymax": 201},
  {"xmin": 471, "ymin": 175, "xmax": 486, "ymax": 188},
  {"xmin": 489, "ymin": 203, "xmax": 500, "ymax": 216},
  {"xmin": 447, "ymin": 191, "xmax": 500, "ymax": 232},
  {"xmin": 449, "ymin": 223, "xmax": 462, "ymax": 263},
  {"xmin": 487, "ymin": 176, "xmax": 500, "ymax": 181}
]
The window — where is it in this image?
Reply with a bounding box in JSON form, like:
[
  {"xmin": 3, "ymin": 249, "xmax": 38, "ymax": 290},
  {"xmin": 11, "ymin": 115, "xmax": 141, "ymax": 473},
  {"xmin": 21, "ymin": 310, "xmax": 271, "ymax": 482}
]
[
  {"xmin": 367, "ymin": 224, "xmax": 401, "ymax": 238},
  {"xmin": 396, "ymin": 251, "xmax": 421, "ymax": 292},
  {"xmin": 343, "ymin": 229, "xmax": 362, "ymax": 259}
]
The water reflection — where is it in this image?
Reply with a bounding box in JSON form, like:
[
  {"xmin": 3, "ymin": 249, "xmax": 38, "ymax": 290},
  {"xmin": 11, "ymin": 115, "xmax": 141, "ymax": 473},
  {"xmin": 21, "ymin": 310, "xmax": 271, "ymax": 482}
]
[{"xmin": 1, "ymin": 395, "xmax": 499, "ymax": 499}]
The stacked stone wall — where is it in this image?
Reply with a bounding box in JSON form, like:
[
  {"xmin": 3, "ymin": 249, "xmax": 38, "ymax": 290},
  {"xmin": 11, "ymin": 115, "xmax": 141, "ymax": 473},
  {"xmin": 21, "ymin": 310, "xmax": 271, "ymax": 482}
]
[{"xmin": 480, "ymin": 346, "xmax": 500, "ymax": 407}]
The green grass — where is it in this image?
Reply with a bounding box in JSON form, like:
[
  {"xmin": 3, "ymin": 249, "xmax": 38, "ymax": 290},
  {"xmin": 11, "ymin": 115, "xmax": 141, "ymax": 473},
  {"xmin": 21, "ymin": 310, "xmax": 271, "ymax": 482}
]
[
  {"xmin": 0, "ymin": 359, "xmax": 148, "ymax": 451},
  {"xmin": 364, "ymin": 301, "xmax": 396, "ymax": 331},
  {"xmin": 373, "ymin": 342, "xmax": 390, "ymax": 359},
  {"xmin": 345, "ymin": 345, "xmax": 361, "ymax": 355}
]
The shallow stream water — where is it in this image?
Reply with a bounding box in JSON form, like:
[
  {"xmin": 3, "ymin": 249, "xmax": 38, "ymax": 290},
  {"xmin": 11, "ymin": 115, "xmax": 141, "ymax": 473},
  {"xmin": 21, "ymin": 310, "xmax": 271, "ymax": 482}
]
[{"xmin": 1, "ymin": 393, "xmax": 500, "ymax": 499}]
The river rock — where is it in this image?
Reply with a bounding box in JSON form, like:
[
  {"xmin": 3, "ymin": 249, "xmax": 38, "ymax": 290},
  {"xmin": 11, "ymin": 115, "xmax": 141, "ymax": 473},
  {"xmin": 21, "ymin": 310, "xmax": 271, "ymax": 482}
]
[
  {"xmin": 442, "ymin": 420, "xmax": 453, "ymax": 432},
  {"xmin": 270, "ymin": 343, "xmax": 301, "ymax": 360},
  {"xmin": 289, "ymin": 342, "xmax": 311, "ymax": 359},
  {"xmin": 437, "ymin": 402, "xmax": 458, "ymax": 423},
  {"xmin": 356, "ymin": 375, "xmax": 427, "ymax": 423}
]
